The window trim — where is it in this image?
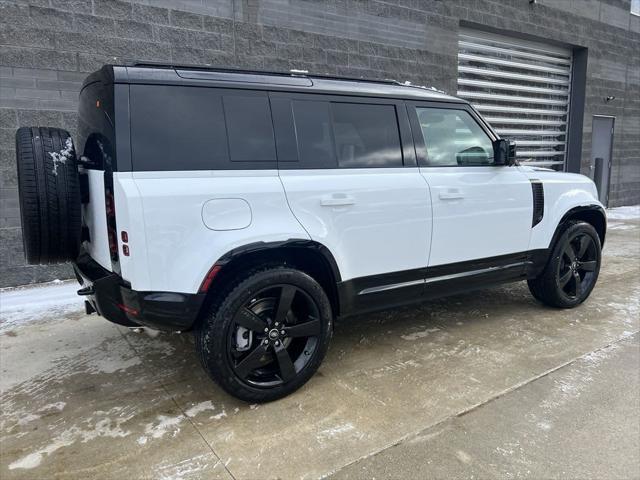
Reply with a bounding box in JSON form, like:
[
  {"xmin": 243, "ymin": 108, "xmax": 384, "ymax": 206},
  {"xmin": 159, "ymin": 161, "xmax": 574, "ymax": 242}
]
[
  {"xmin": 406, "ymin": 101, "xmax": 500, "ymax": 168},
  {"xmin": 269, "ymin": 91, "xmax": 416, "ymax": 169}
]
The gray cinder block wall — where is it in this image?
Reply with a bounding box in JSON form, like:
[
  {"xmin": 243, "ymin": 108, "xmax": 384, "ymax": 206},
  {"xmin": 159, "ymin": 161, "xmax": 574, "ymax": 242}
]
[{"xmin": 1, "ymin": 0, "xmax": 638, "ymax": 287}]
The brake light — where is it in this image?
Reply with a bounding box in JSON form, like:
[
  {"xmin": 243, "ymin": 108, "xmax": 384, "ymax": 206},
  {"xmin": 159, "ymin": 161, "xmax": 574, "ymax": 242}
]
[
  {"xmin": 108, "ymin": 228, "xmax": 118, "ymax": 256},
  {"xmin": 105, "ymin": 189, "xmax": 118, "ymax": 261},
  {"xmin": 199, "ymin": 265, "xmax": 222, "ymax": 293},
  {"xmin": 105, "ymin": 191, "xmax": 115, "ymax": 216}
]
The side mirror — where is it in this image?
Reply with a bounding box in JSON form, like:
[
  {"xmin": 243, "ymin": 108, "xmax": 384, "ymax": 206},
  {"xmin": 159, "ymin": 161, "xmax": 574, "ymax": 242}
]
[{"xmin": 493, "ymin": 139, "xmax": 517, "ymax": 166}]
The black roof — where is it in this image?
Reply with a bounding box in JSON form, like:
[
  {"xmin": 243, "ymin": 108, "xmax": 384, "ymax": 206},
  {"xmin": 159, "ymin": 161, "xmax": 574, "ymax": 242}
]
[{"xmin": 85, "ymin": 63, "xmax": 465, "ymax": 104}]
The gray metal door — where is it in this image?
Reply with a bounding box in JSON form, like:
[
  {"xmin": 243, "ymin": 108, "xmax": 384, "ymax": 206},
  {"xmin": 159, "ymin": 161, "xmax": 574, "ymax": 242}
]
[{"xmin": 591, "ymin": 116, "xmax": 614, "ymax": 206}]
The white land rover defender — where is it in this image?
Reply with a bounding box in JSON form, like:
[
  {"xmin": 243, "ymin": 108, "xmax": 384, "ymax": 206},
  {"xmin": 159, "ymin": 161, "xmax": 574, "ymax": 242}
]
[{"xmin": 15, "ymin": 64, "xmax": 605, "ymax": 402}]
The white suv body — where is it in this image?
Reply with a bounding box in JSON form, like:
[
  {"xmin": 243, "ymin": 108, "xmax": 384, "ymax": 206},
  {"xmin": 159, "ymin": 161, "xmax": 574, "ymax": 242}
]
[{"xmin": 15, "ymin": 65, "xmax": 605, "ymax": 401}]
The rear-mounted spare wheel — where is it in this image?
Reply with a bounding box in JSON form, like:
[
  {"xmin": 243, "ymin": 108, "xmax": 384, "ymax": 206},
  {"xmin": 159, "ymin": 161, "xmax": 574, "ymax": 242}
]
[{"xmin": 16, "ymin": 127, "xmax": 81, "ymax": 264}]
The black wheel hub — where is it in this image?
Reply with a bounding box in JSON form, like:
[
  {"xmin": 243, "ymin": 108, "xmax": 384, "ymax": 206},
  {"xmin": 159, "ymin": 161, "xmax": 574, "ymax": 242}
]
[{"xmin": 227, "ymin": 285, "xmax": 322, "ymax": 388}]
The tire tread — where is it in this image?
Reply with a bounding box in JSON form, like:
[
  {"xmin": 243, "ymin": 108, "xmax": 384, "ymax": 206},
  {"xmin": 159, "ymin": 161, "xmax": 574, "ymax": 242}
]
[{"xmin": 15, "ymin": 126, "xmax": 81, "ymax": 264}]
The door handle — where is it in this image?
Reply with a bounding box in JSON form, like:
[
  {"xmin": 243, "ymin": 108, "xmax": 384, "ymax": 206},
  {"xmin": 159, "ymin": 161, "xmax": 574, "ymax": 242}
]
[
  {"xmin": 439, "ymin": 190, "xmax": 464, "ymax": 200},
  {"xmin": 320, "ymin": 193, "xmax": 355, "ymax": 207}
]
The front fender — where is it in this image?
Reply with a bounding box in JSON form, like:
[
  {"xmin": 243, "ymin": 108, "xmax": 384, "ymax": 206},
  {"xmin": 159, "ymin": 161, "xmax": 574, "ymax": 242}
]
[{"xmin": 526, "ymin": 172, "xmax": 604, "ymax": 250}]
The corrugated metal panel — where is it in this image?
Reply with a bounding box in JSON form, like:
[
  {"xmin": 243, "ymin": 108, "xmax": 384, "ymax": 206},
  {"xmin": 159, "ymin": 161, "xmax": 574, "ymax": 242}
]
[{"xmin": 457, "ymin": 29, "xmax": 572, "ymax": 169}]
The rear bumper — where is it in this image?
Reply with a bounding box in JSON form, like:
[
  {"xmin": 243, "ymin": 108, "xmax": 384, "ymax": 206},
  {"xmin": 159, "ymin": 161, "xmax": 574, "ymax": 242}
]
[{"xmin": 73, "ymin": 252, "xmax": 205, "ymax": 331}]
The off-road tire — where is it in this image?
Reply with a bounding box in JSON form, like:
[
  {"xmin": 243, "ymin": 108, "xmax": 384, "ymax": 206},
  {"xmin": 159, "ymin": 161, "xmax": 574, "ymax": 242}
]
[
  {"xmin": 195, "ymin": 266, "xmax": 333, "ymax": 402},
  {"xmin": 15, "ymin": 127, "xmax": 81, "ymax": 264},
  {"xmin": 528, "ymin": 220, "xmax": 601, "ymax": 308}
]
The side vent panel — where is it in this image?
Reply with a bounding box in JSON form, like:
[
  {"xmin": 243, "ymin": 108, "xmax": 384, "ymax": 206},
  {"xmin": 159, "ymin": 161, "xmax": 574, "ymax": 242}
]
[{"xmin": 531, "ymin": 179, "xmax": 544, "ymax": 227}]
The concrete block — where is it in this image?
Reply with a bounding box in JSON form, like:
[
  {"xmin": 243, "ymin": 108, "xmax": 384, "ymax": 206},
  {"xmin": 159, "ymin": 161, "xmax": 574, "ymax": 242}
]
[
  {"xmin": 29, "ymin": 5, "xmax": 75, "ymax": 31},
  {"xmin": 114, "ymin": 19, "xmax": 155, "ymax": 41},
  {"xmin": 50, "ymin": 0, "xmax": 93, "ymax": 14},
  {"xmin": 170, "ymin": 10, "xmax": 204, "ymax": 30},
  {"xmin": 74, "ymin": 14, "xmax": 117, "ymax": 36},
  {"xmin": 132, "ymin": 3, "xmax": 170, "ymax": 26},
  {"xmin": 94, "ymin": 0, "xmax": 132, "ymax": 20},
  {"xmin": 0, "ymin": 109, "xmax": 17, "ymax": 130}
]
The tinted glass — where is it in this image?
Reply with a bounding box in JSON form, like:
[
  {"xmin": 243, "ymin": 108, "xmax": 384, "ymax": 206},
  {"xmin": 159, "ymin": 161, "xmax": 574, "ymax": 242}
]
[
  {"xmin": 416, "ymin": 108, "xmax": 494, "ymax": 166},
  {"xmin": 223, "ymin": 94, "xmax": 276, "ymax": 162},
  {"xmin": 78, "ymin": 80, "xmax": 115, "ymax": 170},
  {"xmin": 130, "ymin": 85, "xmax": 229, "ymax": 171},
  {"xmin": 291, "ymin": 99, "xmax": 337, "ymax": 168},
  {"xmin": 270, "ymin": 97, "xmax": 299, "ymax": 163},
  {"xmin": 332, "ymin": 103, "xmax": 402, "ymax": 168}
]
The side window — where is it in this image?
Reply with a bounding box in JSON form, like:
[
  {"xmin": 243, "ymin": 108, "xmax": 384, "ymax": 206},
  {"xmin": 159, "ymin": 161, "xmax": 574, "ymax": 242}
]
[
  {"xmin": 416, "ymin": 108, "xmax": 494, "ymax": 167},
  {"xmin": 130, "ymin": 85, "xmax": 228, "ymax": 171},
  {"xmin": 291, "ymin": 99, "xmax": 337, "ymax": 169},
  {"xmin": 286, "ymin": 98, "xmax": 404, "ymax": 169},
  {"xmin": 331, "ymin": 103, "xmax": 403, "ymax": 168},
  {"xmin": 130, "ymin": 85, "xmax": 277, "ymax": 171},
  {"xmin": 223, "ymin": 94, "xmax": 276, "ymax": 162}
]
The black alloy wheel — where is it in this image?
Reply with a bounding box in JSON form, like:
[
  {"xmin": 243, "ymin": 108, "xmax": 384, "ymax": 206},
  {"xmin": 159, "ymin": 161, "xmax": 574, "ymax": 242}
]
[
  {"xmin": 196, "ymin": 267, "xmax": 333, "ymax": 402},
  {"xmin": 528, "ymin": 220, "xmax": 602, "ymax": 308},
  {"xmin": 228, "ymin": 284, "xmax": 322, "ymax": 387},
  {"xmin": 556, "ymin": 232, "xmax": 598, "ymax": 300}
]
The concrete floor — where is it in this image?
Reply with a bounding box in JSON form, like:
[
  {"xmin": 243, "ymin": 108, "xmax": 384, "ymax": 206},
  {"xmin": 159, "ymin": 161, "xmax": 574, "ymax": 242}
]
[{"xmin": 1, "ymin": 212, "xmax": 639, "ymax": 480}]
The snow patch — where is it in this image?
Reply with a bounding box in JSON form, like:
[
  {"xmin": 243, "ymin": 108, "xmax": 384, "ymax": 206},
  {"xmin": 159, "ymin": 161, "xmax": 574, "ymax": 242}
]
[
  {"xmin": 43, "ymin": 401, "xmax": 66, "ymax": 412},
  {"xmin": 154, "ymin": 453, "xmax": 216, "ymax": 480},
  {"xmin": 607, "ymin": 205, "xmax": 640, "ymax": 220},
  {"xmin": 211, "ymin": 410, "xmax": 227, "ymax": 420},
  {"xmin": 48, "ymin": 137, "xmax": 74, "ymax": 176},
  {"xmin": 9, "ymin": 406, "xmax": 134, "ymax": 470},
  {"xmin": 401, "ymin": 327, "xmax": 440, "ymax": 341},
  {"xmin": 537, "ymin": 421, "xmax": 552, "ymax": 431},
  {"xmin": 185, "ymin": 401, "xmax": 216, "ymax": 418},
  {"xmin": 316, "ymin": 423, "xmax": 356, "ymax": 442},
  {"xmin": 137, "ymin": 414, "xmax": 184, "ymax": 445},
  {"xmin": 0, "ymin": 280, "xmax": 82, "ymax": 332},
  {"xmin": 607, "ymin": 221, "xmax": 636, "ymax": 231},
  {"xmin": 456, "ymin": 450, "xmax": 472, "ymax": 464}
]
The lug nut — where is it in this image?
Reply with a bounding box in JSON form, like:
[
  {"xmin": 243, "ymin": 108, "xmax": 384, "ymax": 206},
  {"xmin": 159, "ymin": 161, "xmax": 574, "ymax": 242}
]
[
  {"xmin": 263, "ymin": 339, "xmax": 269, "ymax": 345},
  {"xmin": 280, "ymin": 330, "xmax": 285, "ymax": 335},
  {"xmin": 275, "ymin": 340, "xmax": 280, "ymax": 346},
  {"xmin": 275, "ymin": 322, "xmax": 279, "ymax": 327},
  {"xmin": 264, "ymin": 327, "xmax": 269, "ymax": 332}
]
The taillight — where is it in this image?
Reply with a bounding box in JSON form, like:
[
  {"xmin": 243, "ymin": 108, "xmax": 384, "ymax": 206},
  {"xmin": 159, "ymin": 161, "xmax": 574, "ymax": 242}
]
[
  {"xmin": 105, "ymin": 191, "xmax": 115, "ymax": 216},
  {"xmin": 105, "ymin": 189, "xmax": 118, "ymax": 261},
  {"xmin": 108, "ymin": 228, "xmax": 118, "ymax": 256}
]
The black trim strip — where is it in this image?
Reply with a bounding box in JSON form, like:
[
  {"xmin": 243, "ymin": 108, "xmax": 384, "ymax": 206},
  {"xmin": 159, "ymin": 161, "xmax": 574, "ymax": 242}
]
[
  {"xmin": 531, "ymin": 179, "xmax": 544, "ymax": 227},
  {"xmin": 338, "ymin": 250, "xmax": 548, "ymax": 317}
]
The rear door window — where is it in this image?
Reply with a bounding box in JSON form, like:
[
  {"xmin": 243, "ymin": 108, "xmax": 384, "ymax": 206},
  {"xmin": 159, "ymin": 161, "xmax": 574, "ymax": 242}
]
[
  {"xmin": 331, "ymin": 103, "xmax": 403, "ymax": 168},
  {"xmin": 274, "ymin": 96, "xmax": 405, "ymax": 169},
  {"xmin": 291, "ymin": 99, "xmax": 337, "ymax": 169}
]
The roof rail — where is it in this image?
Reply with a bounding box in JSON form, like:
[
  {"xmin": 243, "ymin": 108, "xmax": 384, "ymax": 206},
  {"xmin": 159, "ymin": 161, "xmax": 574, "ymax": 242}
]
[
  {"xmin": 387, "ymin": 79, "xmax": 447, "ymax": 95},
  {"xmin": 130, "ymin": 61, "xmax": 405, "ymax": 87}
]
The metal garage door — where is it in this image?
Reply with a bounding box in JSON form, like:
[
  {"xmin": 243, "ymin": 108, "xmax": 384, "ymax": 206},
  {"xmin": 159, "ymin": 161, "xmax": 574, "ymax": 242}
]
[{"xmin": 457, "ymin": 28, "xmax": 572, "ymax": 169}]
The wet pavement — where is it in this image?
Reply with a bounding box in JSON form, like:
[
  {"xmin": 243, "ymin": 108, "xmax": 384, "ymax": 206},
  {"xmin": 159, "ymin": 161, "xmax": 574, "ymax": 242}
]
[{"xmin": 1, "ymin": 210, "xmax": 639, "ymax": 479}]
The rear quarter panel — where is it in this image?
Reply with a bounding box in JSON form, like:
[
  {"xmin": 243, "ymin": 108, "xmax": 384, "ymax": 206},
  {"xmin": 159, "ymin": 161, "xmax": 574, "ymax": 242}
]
[{"xmin": 119, "ymin": 170, "xmax": 309, "ymax": 293}]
